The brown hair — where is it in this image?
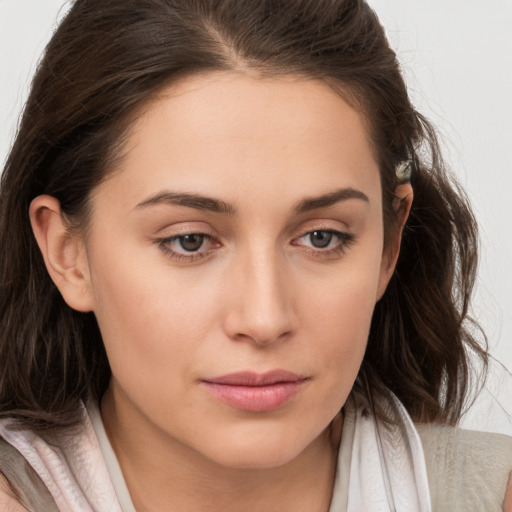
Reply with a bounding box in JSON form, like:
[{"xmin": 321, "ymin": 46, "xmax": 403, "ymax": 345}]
[{"xmin": 0, "ymin": 0, "xmax": 486, "ymax": 432}]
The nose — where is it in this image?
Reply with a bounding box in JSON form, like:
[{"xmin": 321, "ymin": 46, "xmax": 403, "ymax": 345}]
[{"xmin": 222, "ymin": 247, "xmax": 296, "ymax": 346}]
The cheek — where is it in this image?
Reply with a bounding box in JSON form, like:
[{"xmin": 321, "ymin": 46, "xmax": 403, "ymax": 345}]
[
  {"xmin": 298, "ymin": 257, "xmax": 382, "ymax": 386},
  {"xmin": 87, "ymin": 241, "xmax": 222, "ymax": 386}
]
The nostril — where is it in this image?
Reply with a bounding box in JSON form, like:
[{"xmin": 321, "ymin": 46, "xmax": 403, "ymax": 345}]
[{"xmin": 231, "ymin": 324, "xmax": 293, "ymax": 347}]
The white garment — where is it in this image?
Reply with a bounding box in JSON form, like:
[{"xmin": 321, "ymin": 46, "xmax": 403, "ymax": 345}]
[
  {"xmin": 327, "ymin": 393, "xmax": 431, "ymax": 512},
  {"xmin": 0, "ymin": 393, "xmax": 432, "ymax": 512},
  {"xmin": 0, "ymin": 403, "xmax": 121, "ymax": 512},
  {"xmin": 342, "ymin": 394, "xmax": 431, "ymax": 512}
]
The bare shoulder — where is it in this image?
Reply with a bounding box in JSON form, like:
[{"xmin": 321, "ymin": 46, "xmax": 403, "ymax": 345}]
[
  {"xmin": 0, "ymin": 474, "xmax": 30, "ymax": 511},
  {"xmin": 416, "ymin": 423, "xmax": 512, "ymax": 511},
  {"xmin": 505, "ymin": 475, "xmax": 512, "ymax": 512}
]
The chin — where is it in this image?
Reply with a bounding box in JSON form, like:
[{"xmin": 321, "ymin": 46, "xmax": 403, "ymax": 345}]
[
  {"xmin": 195, "ymin": 423, "xmax": 324, "ymax": 470},
  {"xmin": 208, "ymin": 444, "xmax": 303, "ymax": 470}
]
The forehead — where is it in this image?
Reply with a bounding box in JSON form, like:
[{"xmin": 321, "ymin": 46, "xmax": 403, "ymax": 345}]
[{"xmin": 97, "ymin": 72, "xmax": 381, "ymax": 215}]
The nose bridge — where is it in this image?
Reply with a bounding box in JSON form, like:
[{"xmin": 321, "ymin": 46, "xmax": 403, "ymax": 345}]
[{"xmin": 225, "ymin": 241, "xmax": 294, "ymax": 345}]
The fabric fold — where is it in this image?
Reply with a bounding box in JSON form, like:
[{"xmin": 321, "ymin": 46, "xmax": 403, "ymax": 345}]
[{"xmin": 345, "ymin": 392, "xmax": 432, "ymax": 512}]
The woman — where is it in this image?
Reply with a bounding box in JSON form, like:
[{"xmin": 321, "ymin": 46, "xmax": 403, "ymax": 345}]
[{"xmin": 0, "ymin": 0, "xmax": 510, "ymax": 510}]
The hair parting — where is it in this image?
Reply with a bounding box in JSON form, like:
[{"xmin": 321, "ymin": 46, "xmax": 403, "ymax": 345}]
[{"xmin": 0, "ymin": 0, "xmax": 487, "ymax": 434}]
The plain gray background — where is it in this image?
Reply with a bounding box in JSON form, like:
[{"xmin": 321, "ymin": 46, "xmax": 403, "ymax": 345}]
[{"xmin": 1, "ymin": 0, "xmax": 511, "ymax": 434}]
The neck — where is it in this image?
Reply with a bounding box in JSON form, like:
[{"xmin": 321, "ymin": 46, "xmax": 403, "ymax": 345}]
[{"xmin": 101, "ymin": 388, "xmax": 342, "ymax": 512}]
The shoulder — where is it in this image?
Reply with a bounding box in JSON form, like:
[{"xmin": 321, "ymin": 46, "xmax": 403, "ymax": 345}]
[{"xmin": 416, "ymin": 422, "xmax": 512, "ymax": 511}]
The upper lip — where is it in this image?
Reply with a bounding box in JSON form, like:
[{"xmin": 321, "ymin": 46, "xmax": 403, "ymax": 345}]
[{"xmin": 202, "ymin": 370, "xmax": 306, "ymax": 386}]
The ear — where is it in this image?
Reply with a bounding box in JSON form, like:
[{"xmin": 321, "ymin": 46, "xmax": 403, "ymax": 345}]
[
  {"xmin": 376, "ymin": 183, "xmax": 413, "ymax": 301},
  {"xmin": 29, "ymin": 195, "xmax": 94, "ymax": 312}
]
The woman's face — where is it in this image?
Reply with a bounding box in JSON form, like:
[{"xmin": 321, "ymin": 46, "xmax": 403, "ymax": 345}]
[{"xmin": 83, "ymin": 73, "xmax": 394, "ymax": 468}]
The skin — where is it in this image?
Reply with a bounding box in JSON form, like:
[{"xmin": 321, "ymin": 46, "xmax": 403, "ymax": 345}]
[
  {"xmin": 0, "ymin": 476, "xmax": 28, "ymax": 512},
  {"xmin": 505, "ymin": 472, "xmax": 512, "ymax": 512},
  {"xmin": 30, "ymin": 73, "xmax": 413, "ymax": 511}
]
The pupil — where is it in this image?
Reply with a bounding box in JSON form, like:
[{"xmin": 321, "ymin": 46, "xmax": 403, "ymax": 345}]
[
  {"xmin": 179, "ymin": 234, "xmax": 204, "ymax": 251},
  {"xmin": 311, "ymin": 231, "xmax": 332, "ymax": 248}
]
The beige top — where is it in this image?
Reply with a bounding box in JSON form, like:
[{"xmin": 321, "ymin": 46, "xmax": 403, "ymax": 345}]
[
  {"xmin": 0, "ymin": 401, "xmax": 511, "ymax": 511},
  {"xmin": 328, "ymin": 403, "xmax": 512, "ymax": 511},
  {"xmin": 417, "ymin": 422, "xmax": 512, "ymax": 511}
]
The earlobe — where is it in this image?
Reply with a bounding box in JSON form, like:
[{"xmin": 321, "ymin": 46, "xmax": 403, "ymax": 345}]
[
  {"xmin": 376, "ymin": 183, "xmax": 414, "ymax": 301},
  {"xmin": 29, "ymin": 195, "xmax": 94, "ymax": 312}
]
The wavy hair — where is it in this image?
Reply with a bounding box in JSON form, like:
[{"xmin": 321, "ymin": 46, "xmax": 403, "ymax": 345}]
[{"xmin": 0, "ymin": 0, "xmax": 486, "ymax": 433}]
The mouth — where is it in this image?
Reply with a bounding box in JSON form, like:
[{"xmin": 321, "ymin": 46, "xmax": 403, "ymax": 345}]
[{"xmin": 200, "ymin": 370, "xmax": 308, "ymax": 412}]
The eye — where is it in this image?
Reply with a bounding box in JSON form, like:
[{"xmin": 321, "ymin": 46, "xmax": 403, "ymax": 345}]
[
  {"xmin": 305, "ymin": 230, "xmax": 337, "ymax": 249},
  {"xmin": 174, "ymin": 234, "xmax": 207, "ymax": 252},
  {"xmin": 293, "ymin": 229, "xmax": 355, "ymax": 258},
  {"xmin": 155, "ymin": 232, "xmax": 218, "ymax": 261}
]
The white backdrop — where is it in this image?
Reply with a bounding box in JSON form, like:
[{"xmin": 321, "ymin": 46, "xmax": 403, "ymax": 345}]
[{"xmin": 1, "ymin": 0, "xmax": 511, "ymax": 434}]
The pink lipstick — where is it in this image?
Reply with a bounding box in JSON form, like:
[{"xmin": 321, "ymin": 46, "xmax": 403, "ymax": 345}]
[{"xmin": 201, "ymin": 370, "xmax": 307, "ymax": 412}]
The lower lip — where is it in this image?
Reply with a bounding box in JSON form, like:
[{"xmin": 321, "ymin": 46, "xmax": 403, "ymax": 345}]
[{"xmin": 201, "ymin": 380, "xmax": 306, "ymax": 412}]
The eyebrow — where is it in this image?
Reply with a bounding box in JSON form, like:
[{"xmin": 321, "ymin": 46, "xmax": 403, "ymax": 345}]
[{"xmin": 134, "ymin": 187, "xmax": 369, "ymax": 215}]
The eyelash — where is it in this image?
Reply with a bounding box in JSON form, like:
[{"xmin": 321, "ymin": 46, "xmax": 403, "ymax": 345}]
[{"xmin": 155, "ymin": 229, "xmax": 355, "ymax": 263}]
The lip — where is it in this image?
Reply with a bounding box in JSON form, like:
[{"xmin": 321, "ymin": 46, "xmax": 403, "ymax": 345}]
[{"xmin": 201, "ymin": 370, "xmax": 308, "ymax": 412}]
